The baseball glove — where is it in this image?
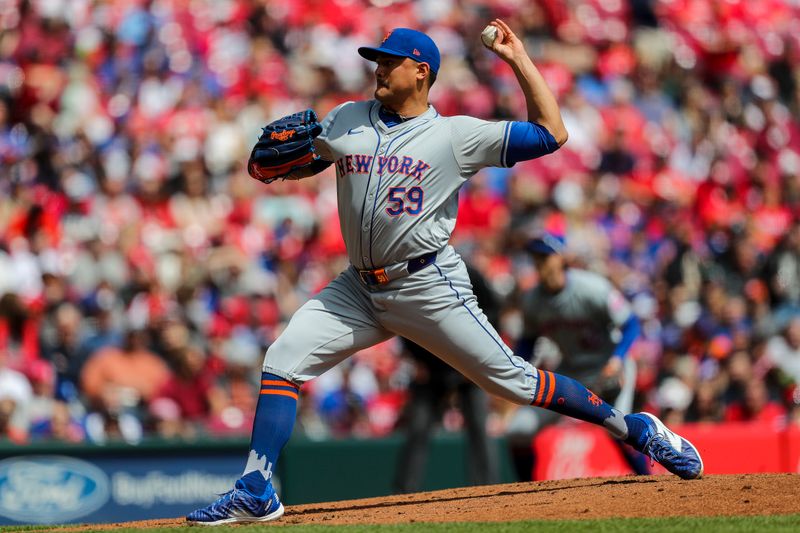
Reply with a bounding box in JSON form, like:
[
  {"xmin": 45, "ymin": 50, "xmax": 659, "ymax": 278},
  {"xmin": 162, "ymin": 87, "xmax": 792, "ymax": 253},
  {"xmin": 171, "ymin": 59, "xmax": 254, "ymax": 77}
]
[{"xmin": 247, "ymin": 109, "xmax": 323, "ymax": 184}]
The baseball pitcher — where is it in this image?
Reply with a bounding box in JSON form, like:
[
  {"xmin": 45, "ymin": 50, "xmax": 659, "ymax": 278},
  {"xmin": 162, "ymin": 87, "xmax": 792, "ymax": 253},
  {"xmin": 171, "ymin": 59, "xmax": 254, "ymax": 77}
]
[{"xmin": 188, "ymin": 20, "xmax": 703, "ymax": 525}]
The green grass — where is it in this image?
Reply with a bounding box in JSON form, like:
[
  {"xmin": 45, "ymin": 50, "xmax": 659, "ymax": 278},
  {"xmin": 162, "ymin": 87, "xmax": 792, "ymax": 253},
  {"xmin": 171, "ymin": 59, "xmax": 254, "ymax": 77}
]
[{"xmin": 5, "ymin": 515, "xmax": 800, "ymax": 533}]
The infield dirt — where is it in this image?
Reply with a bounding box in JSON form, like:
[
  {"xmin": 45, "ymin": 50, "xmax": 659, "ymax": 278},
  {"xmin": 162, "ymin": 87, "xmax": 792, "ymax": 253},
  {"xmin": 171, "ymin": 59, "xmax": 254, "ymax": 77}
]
[{"xmin": 29, "ymin": 473, "xmax": 800, "ymax": 530}]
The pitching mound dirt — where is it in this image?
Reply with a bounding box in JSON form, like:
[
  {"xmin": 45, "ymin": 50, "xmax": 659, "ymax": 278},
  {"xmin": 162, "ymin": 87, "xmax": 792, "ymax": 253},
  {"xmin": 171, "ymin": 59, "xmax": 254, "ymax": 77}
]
[{"xmin": 38, "ymin": 473, "xmax": 800, "ymax": 530}]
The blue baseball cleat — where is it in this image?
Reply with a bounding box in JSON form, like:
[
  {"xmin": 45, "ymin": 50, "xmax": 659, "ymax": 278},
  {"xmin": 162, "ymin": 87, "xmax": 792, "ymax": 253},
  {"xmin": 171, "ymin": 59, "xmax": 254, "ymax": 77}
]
[
  {"xmin": 186, "ymin": 486, "xmax": 284, "ymax": 526},
  {"xmin": 628, "ymin": 412, "xmax": 704, "ymax": 480}
]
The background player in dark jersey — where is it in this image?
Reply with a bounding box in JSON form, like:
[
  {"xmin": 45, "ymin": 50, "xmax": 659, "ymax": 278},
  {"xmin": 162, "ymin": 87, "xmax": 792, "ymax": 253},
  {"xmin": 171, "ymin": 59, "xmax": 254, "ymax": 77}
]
[{"xmin": 508, "ymin": 232, "xmax": 648, "ymax": 479}]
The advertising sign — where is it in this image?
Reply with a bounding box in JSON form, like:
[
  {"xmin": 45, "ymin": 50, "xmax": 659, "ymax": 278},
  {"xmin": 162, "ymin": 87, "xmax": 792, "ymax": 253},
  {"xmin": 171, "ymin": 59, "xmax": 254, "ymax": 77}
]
[{"xmin": 0, "ymin": 452, "xmax": 242, "ymax": 525}]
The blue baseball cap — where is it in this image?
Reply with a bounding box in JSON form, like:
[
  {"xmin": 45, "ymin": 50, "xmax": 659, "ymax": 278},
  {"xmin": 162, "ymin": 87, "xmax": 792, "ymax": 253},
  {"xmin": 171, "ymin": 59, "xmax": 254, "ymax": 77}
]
[
  {"xmin": 527, "ymin": 232, "xmax": 566, "ymax": 255},
  {"xmin": 358, "ymin": 28, "xmax": 440, "ymax": 74}
]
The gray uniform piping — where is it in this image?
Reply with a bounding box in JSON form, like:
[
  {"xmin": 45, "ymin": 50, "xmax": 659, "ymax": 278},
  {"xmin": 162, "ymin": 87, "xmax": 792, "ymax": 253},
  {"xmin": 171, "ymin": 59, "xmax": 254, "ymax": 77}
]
[
  {"xmin": 368, "ymin": 119, "xmax": 431, "ymax": 268},
  {"xmin": 500, "ymin": 122, "xmax": 511, "ymax": 167},
  {"xmin": 358, "ymin": 104, "xmax": 383, "ymax": 269},
  {"xmin": 434, "ymin": 263, "xmax": 535, "ymax": 379}
]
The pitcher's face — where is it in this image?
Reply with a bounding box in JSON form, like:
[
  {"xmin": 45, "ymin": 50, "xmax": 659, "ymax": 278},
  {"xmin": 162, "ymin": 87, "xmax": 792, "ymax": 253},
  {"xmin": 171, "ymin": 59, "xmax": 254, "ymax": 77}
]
[{"xmin": 373, "ymin": 54, "xmax": 426, "ymax": 107}]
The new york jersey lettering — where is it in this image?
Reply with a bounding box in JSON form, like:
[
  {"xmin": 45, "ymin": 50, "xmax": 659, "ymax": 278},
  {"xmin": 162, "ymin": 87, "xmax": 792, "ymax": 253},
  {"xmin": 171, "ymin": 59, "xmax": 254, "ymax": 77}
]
[{"xmin": 334, "ymin": 154, "xmax": 431, "ymax": 180}]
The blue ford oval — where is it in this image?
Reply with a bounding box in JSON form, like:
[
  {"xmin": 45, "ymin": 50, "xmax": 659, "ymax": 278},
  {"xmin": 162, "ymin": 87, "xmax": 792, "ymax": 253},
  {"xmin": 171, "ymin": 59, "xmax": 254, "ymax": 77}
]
[{"xmin": 0, "ymin": 456, "xmax": 110, "ymax": 524}]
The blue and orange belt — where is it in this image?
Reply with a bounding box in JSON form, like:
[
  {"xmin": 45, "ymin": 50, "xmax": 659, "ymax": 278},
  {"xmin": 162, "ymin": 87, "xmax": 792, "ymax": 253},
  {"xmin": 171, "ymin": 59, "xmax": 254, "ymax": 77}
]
[{"xmin": 356, "ymin": 251, "xmax": 438, "ymax": 286}]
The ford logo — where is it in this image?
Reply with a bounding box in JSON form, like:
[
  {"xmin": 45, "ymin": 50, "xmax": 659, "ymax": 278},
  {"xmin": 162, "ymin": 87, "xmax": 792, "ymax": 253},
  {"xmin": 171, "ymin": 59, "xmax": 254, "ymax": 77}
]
[{"xmin": 0, "ymin": 456, "xmax": 110, "ymax": 524}]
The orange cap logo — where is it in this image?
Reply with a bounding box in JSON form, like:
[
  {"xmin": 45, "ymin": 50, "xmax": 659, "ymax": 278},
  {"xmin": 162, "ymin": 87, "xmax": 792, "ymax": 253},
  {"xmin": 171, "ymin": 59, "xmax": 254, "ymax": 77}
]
[{"xmin": 412, "ymin": 48, "xmax": 420, "ymax": 56}]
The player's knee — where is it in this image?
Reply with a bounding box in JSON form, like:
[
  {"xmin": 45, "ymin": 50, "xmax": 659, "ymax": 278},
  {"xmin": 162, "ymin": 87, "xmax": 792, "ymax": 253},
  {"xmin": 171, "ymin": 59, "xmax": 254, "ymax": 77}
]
[
  {"xmin": 262, "ymin": 339, "xmax": 296, "ymax": 376},
  {"xmin": 474, "ymin": 377, "xmax": 532, "ymax": 406}
]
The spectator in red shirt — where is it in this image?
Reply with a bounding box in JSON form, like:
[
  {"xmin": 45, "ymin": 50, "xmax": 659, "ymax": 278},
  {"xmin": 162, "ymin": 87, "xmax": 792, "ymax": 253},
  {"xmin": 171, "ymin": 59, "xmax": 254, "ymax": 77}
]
[
  {"xmin": 0, "ymin": 292, "xmax": 40, "ymax": 373},
  {"xmin": 151, "ymin": 344, "xmax": 217, "ymax": 438},
  {"xmin": 724, "ymin": 377, "xmax": 786, "ymax": 426}
]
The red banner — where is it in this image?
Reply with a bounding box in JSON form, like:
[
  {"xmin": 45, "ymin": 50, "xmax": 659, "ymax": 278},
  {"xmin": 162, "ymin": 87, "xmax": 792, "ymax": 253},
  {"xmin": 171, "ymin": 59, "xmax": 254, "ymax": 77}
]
[
  {"xmin": 534, "ymin": 420, "xmax": 791, "ymax": 480},
  {"xmin": 784, "ymin": 425, "xmax": 800, "ymax": 474},
  {"xmin": 534, "ymin": 421, "xmax": 632, "ymax": 480}
]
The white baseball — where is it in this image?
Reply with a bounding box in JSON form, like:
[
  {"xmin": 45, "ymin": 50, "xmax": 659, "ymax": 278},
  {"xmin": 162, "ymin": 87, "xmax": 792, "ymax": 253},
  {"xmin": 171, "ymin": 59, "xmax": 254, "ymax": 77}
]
[{"xmin": 481, "ymin": 25, "xmax": 499, "ymax": 48}]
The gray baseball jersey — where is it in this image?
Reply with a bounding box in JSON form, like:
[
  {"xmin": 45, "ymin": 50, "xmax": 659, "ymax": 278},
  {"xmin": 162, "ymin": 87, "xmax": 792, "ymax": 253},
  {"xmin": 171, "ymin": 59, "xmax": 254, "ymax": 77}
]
[
  {"xmin": 314, "ymin": 100, "xmax": 511, "ymax": 270},
  {"xmin": 521, "ymin": 268, "xmax": 633, "ymax": 382},
  {"xmin": 262, "ymin": 100, "xmax": 542, "ymax": 406}
]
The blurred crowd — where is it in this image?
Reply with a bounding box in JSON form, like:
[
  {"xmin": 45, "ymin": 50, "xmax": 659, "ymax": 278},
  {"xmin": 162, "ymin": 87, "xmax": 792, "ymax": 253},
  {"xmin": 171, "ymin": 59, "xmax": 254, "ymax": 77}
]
[{"xmin": 1, "ymin": 0, "xmax": 800, "ymax": 446}]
